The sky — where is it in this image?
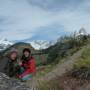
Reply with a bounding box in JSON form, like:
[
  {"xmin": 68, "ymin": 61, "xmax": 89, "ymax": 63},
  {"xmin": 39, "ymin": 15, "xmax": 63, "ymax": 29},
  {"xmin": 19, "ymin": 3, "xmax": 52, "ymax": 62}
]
[{"xmin": 0, "ymin": 0, "xmax": 90, "ymax": 42}]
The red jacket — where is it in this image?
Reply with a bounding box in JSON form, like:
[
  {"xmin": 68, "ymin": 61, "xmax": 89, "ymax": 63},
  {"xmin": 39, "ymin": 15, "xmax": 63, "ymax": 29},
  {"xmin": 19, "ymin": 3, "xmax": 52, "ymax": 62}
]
[{"xmin": 20, "ymin": 58, "xmax": 36, "ymax": 77}]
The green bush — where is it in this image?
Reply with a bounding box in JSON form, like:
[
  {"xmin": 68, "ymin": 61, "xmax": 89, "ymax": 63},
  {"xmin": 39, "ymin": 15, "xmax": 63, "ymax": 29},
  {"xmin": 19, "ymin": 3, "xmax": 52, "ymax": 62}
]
[
  {"xmin": 74, "ymin": 58, "xmax": 90, "ymax": 69},
  {"xmin": 72, "ymin": 47, "xmax": 90, "ymax": 79},
  {"xmin": 74, "ymin": 47, "xmax": 90, "ymax": 69}
]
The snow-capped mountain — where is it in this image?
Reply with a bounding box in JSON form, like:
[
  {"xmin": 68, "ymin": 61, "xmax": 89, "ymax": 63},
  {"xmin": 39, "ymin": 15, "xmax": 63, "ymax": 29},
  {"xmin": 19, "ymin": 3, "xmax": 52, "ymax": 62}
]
[
  {"xmin": 30, "ymin": 40, "xmax": 55, "ymax": 50},
  {"xmin": 75, "ymin": 27, "xmax": 87, "ymax": 37},
  {"xmin": 0, "ymin": 38, "xmax": 56, "ymax": 51},
  {"xmin": 0, "ymin": 38, "xmax": 13, "ymax": 51}
]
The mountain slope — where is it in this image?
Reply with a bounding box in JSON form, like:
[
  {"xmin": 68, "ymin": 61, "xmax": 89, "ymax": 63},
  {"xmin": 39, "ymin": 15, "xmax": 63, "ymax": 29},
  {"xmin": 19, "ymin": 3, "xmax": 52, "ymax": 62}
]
[
  {"xmin": 36, "ymin": 45, "xmax": 90, "ymax": 90},
  {"xmin": 42, "ymin": 46, "xmax": 86, "ymax": 81}
]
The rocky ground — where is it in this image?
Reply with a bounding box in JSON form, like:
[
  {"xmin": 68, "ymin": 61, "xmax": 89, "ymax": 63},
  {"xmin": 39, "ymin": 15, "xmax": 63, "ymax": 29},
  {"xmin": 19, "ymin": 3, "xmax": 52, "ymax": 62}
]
[{"xmin": 0, "ymin": 73, "xmax": 31, "ymax": 90}]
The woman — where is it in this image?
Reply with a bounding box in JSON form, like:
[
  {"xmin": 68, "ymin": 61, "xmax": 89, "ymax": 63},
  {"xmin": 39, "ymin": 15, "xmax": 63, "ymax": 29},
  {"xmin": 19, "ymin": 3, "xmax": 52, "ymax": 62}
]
[
  {"xmin": 4, "ymin": 49, "xmax": 19, "ymax": 77},
  {"xmin": 18, "ymin": 48, "xmax": 36, "ymax": 81}
]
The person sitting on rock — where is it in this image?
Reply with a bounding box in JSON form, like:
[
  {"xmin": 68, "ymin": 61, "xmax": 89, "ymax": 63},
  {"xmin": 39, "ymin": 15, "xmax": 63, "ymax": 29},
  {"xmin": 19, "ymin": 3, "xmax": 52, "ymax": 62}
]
[
  {"xmin": 18, "ymin": 48, "xmax": 36, "ymax": 81},
  {"xmin": 4, "ymin": 49, "xmax": 19, "ymax": 77}
]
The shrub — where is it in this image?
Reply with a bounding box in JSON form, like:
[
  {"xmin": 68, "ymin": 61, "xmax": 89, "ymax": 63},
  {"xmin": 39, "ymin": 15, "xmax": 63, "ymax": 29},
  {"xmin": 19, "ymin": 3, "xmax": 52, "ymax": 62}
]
[{"xmin": 72, "ymin": 47, "xmax": 90, "ymax": 79}]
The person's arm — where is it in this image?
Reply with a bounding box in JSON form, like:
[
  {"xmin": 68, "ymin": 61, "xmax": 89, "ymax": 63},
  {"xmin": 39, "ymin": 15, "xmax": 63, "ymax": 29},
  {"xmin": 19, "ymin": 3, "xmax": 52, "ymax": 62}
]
[
  {"xmin": 19, "ymin": 60, "xmax": 24, "ymax": 66},
  {"xmin": 4, "ymin": 59, "xmax": 10, "ymax": 74}
]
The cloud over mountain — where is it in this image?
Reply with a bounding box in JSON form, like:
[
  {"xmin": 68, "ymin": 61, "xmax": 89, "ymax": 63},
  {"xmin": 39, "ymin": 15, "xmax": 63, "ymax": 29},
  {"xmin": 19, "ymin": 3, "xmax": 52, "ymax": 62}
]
[{"xmin": 0, "ymin": 0, "xmax": 90, "ymax": 41}]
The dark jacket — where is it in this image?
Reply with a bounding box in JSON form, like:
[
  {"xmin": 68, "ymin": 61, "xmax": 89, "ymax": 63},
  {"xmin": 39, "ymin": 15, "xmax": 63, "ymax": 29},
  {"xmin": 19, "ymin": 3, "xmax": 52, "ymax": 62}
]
[
  {"xmin": 0, "ymin": 57, "xmax": 8, "ymax": 73},
  {"xmin": 1, "ymin": 57, "xmax": 19, "ymax": 77}
]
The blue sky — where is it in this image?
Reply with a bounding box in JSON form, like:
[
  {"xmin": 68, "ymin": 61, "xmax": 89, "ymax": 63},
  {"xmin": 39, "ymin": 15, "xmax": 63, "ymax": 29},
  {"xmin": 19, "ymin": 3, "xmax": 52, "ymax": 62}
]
[{"xmin": 0, "ymin": 0, "xmax": 90, "ymax": 42}]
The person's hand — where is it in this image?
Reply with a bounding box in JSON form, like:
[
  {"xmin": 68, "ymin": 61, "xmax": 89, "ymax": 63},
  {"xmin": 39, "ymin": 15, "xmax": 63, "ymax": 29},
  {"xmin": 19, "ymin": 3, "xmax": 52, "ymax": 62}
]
[
  {"xmin": 19, "ymin": 61, "xmax": 22, "ymax": 66},
  {"xmin": 16, "ymin": 74, "xmax": 22, "ymax": 78},
  {"xmin": 18, "ymin": 75, "xmax": 22, "ymax": 78}
]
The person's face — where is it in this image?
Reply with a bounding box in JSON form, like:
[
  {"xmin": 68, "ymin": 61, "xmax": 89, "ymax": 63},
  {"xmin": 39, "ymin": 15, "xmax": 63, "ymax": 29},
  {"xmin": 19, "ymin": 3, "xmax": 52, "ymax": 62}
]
[
  {"xmin": 10, "ymin": 52, "xmax": 17, "ymax": 60},
  {"xmin": 24, "ymin": 51, "xmax": 30, "ymax": 58}
]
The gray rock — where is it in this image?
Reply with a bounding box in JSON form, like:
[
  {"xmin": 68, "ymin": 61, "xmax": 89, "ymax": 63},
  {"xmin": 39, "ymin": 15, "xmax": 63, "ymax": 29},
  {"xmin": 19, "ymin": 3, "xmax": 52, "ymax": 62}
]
[{"xmin": 0, "ymin": 73, "xmax": 31, "ymax": 90}]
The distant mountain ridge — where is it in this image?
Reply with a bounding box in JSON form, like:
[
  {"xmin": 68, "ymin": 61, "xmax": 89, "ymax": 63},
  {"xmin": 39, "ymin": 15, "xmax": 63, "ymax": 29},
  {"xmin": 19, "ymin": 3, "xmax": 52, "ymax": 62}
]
[
  {"xmin": 0, "ymin": 42, "xmax": 47, "ymax": 66},
  {"xmin": 0, "ymin": 39, "xmax": 55, "ymax": 51}
]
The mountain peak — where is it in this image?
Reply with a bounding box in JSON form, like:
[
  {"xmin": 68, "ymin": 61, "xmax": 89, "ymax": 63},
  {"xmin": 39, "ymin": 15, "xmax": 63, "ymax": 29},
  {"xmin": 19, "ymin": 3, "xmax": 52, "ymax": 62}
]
[{"xmin": 0, "ymin": 38, "xmax": 13, "ymax": 51}]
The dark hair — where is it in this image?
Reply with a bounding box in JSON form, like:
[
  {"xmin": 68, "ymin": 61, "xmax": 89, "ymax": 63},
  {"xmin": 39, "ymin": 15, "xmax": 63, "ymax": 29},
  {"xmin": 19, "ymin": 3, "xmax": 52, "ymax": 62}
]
[
  {"xmin": 21, "ymin": 48, "xmax": 33, "ymax": 63},
  {"xmin": 23, "ymin": 48, "xmax": 31, "ymax": 54}
]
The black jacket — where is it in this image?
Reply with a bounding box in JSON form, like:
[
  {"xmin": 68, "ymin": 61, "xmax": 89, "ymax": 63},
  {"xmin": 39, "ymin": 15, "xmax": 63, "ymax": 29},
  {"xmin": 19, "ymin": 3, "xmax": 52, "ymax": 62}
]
[{"xmin": 0, "ymin": 57, "xmax": 18, "ymax": 77}]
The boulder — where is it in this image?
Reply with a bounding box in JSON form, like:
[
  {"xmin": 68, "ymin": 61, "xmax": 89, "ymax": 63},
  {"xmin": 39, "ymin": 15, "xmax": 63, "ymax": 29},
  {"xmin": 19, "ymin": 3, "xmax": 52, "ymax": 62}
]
[{"xmin": 0, "ymin": 72, "xmax": 31, "ymax": 90}]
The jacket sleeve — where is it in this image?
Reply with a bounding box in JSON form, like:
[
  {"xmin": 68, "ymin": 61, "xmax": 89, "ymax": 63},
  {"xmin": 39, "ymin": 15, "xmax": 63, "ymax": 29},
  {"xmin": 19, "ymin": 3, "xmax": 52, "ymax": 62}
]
[{"xmin": 20, "ymin": 59, "xmax": 36, "ymax": 77}]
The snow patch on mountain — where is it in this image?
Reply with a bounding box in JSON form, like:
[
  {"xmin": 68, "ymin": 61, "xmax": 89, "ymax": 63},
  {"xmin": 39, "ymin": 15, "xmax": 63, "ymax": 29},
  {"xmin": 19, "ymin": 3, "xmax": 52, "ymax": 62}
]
[
  {"xmin": 30, "ymin": 40, "xmax": 55, "ymax": 50},
  {"xmin": 0, "ymin": 38, "xmax": 13, "ymax": 51}
]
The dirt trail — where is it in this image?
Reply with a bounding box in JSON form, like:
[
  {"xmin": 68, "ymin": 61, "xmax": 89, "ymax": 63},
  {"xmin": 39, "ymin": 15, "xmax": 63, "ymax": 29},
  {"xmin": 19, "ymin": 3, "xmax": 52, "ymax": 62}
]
[{"xmin": 42, "ymin": 47, "xmax": 86, "ymax": 81}]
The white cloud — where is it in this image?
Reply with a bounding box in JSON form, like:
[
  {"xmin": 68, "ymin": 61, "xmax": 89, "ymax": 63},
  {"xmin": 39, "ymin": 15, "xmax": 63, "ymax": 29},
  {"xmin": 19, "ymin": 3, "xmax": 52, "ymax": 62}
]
[
  {"xmin": 0, "ymin": 0, "xmax": 90, "ymax": 41},
  {"xmin": 0, "ymin": 0, "xmax": 55, "ymax": 41}
]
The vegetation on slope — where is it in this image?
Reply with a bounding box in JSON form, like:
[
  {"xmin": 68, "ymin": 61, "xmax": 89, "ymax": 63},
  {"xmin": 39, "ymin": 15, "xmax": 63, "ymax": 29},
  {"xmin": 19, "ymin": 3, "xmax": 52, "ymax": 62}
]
[
  {"xmin": 37, "ymin": 36, "xmax": 90, "ymax": 90},
  {"xmin": 72, "ymin": 46, "xmax": 90, "ymax": 79},
  {"xmin": 46, "ymin": 34, "xmax": 88, "ymax": 64},
  {"xmin": 36, "ymin": 34, "xmax": 89, "ymax": 78}
]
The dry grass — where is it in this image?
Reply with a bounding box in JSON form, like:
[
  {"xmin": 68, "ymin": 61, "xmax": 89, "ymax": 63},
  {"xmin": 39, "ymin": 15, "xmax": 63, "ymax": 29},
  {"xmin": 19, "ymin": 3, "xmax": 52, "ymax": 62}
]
[{"xmin": 37, "ymin": 72, "xmax": 90, "ymax": 90}]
